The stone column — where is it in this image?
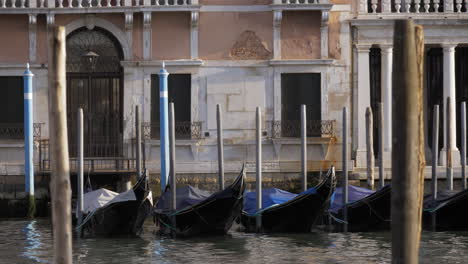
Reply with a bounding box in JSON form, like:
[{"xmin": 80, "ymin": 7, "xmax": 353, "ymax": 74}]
[
  {"xmin": 440, "ymin": 43, "xmax": 460, "ymax": 166},
  {"xmin": 354, "ymin": 44, "xmax": 372, "ymax": 167},
  {"xmin": 380, "ymin": 45, "xmax": 393, "ymax": 165}
]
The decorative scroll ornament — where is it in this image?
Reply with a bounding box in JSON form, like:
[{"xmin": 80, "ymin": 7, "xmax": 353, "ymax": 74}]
[
  {"xmin": 273, "ymin": 10, "xmax": 282, "ymax": 27},
  {"xmin": 191, "ymin": 11, "xmax": 199, "ymax": 28}
]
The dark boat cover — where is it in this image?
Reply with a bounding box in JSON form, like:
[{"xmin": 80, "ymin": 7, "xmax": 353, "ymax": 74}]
[
  {"xmin": 243, "ymin": 187, "xmax": 317, "ymax": 215},
  {"xmin": 155, "ymin": 185, "xmax": 212, "ymax": 211},
  {"xmin": 329, "ymin": 185, "xmax": 375, "ymax": 213}
]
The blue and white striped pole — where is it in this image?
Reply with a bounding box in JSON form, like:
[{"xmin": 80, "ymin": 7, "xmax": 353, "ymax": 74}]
[
  {"xmin": 24, "ymin": 63, "xmax": 35, "ymax": 218},
  {"xmin": 159, "ymin": 62, "xmax": 170, "ymax": 191}
]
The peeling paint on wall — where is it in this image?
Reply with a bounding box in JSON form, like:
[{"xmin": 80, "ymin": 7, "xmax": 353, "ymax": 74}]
[{"xmin": 230, "ymin": 30, "xmax": 272, "ymax": 60}]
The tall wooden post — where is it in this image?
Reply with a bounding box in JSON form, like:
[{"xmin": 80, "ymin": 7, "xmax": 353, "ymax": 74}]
[
  {"xmin": 76, "ymin": 108, "xmax": 84, "ymax": 236},
  {"xmin": 366, "ymin": 107, "xmax": 375, "ymax": 190},
  {"xmin": 169, "ymin": 102, "xmax": 177, "ymax": 236},
  {"xmin": 216, "ymin": 104, "xmax": 225, "ymax": 191},
  {"xmin": 48, "ymin": 26, "xmax": 72, "ymax": 264},
  {"xmin": 391, "ymin": 20, "xmax": 425, "ymax": 264},
  {"xmin": 379, "ymin": 103, "xmax": 385, "ymax": 189},
  {"xmin": 431, "ymin": 105, "xmax": 439, "ymax": 231},
  {"xmin": 431, "ymin": 105, "xmax": 439, "ymax": 201},
  {"xmin": 446, "ymin": 98, "xmax": 453, "ymax": 191},
  {"xmin": 342, "ymin": 107, "xmax": 348, "ymax": 232},
  {"xmin": 461, "ymin": 102, "xmax": 466, "ymax": 190},
  {"xmin": 300, "ymin": 105, "xmax": 307, "ymax": 192},
  {"xmin": 136, "ymin": 105, "xmax": 142, "ymax": 178},
  {"xmin": 256, "ymin": 107, "xmax": 262, "ymax": 232}
]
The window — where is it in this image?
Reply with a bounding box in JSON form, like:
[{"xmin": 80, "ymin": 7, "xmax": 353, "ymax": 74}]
[
  {"xmin": 151, "ymin": 74, "xmax": 194, "ymax": 139},
  {"xmin": 0, "ymin": 77, "xmax": 24, "ymax": 139},
  {"xmin": 280, "ymin": 73, "xmax": 322, "ymax": 137}
]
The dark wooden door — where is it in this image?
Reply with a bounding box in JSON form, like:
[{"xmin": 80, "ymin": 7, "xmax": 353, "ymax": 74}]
[{"xmin": 67, "ymin": 74, "xmax": 123, "ymax": 157}]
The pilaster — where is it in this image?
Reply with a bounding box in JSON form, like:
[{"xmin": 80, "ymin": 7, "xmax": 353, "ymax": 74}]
[
  {"xmin": 321, "ymin": 11, "xmax": 329, "ymax": 59},
  {"xmin": 190, "ymin": 11, "xmax": 199, "ymax": 59},
  {"xmin": 273, "ymin": 10, "xmax": 282, "ymax": 60},
  {"xmin": 143, "ymin": 11, "xmax": 152, "ymax": 60},
  {"xmin": 125, "ymin": 12, "xmax": 133, "ymax": 60}
]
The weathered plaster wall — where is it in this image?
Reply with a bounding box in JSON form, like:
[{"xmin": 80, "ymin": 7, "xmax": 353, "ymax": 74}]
[
  {"xmin": 328, "ymin": 12, "xmax": 342, "ymax": 60},
  {"xmin": 200, "ymin": 0, "xmax": 271, "ymax": 5},
  {"xmin": 199, "ymin": 12, "xmax": 273, "ymax": 60},
  {"xmin": 151, "ymin": 12, "xmax": 190, "ymax": 60},
  {"xmin": 0, "ymin": 15, "xmax": 28, "ymax": 63},
  {"xmin": 281, "ymin": 11, "xmax": 321, "ymax": 60}
]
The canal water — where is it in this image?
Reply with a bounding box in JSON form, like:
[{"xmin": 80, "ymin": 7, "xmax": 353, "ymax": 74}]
[{"xmin": 1, "ymin": 219, "xmax": 467, "ymax": 264}]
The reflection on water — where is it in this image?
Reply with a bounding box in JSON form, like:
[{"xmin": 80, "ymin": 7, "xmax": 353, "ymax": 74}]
[{"xmin": 0, "ymin": 219, "xmax": 467, "ymax": 264}]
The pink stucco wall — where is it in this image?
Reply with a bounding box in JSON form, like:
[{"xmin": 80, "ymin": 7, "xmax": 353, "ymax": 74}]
[
  {"xmin": 151, "ymin": 12, "xmax": 191, "ymax": 60},
  {"xmin": 199, "ymin": 12, "xmax": 273, "ymax": 60},
  {"xmin": 281, "ymin": 11, "xmax": 321, "ymax": 60},
  {"xmin": 133, "ymin": 13, "xmax": 143, "ymax": 60},
  {"xmin": 0, "ymin": 15, "xmax": 29, "ymax": 63}
]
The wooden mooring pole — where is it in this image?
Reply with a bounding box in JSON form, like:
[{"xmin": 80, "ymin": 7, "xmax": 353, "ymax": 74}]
[
  {"xmin": 301, "ymin": 105, "xmax": 307, "ymax": 192},
  {"xmin": 342, "ymin": 107, "xmax": 348, "ymax": 232},
  {"xmin": 136, "ymin": 105, "xmax": 142, "ymax": 178},
  {"xmin": 366, "ymin": 107, "xmax": 375, "ymax": 190},
  {"xmin": 431, "ymin": 105, "xmax": 439, "ymax": 231},
  {"xmin": 216, "ymin": 104, "xmax": 225, "ymax": 191},
  {"xmin": 431, "ymin": 105, "xmax": 439, "ymax": 201},
  {"xmin": 391, "ymin": 20, "xmax": 425, "ymax": 264},
  {"xmin": 48, "ymin": 26, "xmax": 72, "ymax": 264},
  {"xmin": 379, "ymin": 103, "xmax": 385, "ymax": 189},
  {"xmin": 169, "ymin": 102, "xmax": 177, "ymax": 237},
  {"xmin": 256, "ymin": 107, "xmax": 262, "ymax": 232},
  {"xmin": 461, "ymin": 102, "xmax": 466, "ymax": 190},
  {"xmin": 76, "ymin": 108, "xmax": 84, "ymax": 237},
  {"xmin": 446, "ymin": 98, "xmax": 454, "ymax": 191}
]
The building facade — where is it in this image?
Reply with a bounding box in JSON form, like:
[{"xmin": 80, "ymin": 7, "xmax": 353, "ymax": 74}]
[
  {"xmin": 0, "ymin": 0, "xmax": 353, "ymax": 192},
  {"xmin": 352, "ymin": 0, "xmax": 468, "ymax": 168}
]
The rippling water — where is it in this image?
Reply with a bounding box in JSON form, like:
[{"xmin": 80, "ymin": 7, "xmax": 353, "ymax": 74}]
[{"xmin": 1, "ymin": 219, "xmax": 467, "ymax": 264}]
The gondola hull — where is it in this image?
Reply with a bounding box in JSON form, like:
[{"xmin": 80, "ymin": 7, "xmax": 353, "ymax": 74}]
[
  {"xmin": 80, "ymin": 174, "xmax": 152, "ymax": 237},
  {"xmin": 154, "ymin": 168, "xmax": 246, "ymax": 237},
  {"xmin": 333, "ymin": 185, "xmax": 391, "ymax": 232},
  {"xmin": 240, "ymin": 170, "xmax": 336, "ymax": 233},
  {"xmin": 423, "ymin": 188, "xmax": 468, "ymax": 231}
]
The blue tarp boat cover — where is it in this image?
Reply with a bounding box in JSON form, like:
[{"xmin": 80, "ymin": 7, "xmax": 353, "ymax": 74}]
[
  {"xmin": 243, "ymin": 187, "xmax": 317, "ymax": 215},
  {"xmin": 155, "ymin": 185, "xmax": 212, "ymax": 211},
  {"xmin": 329, "ymin": 185, "xmax": 375, "ymax": 213}
]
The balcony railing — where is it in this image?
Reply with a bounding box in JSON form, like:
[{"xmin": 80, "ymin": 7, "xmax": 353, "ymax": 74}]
[
  {"xmin": 142, "ymin": 121, "xmax": 203, "ymax": 140},
  {"xmin": 269, "ymin": 120, "xmax": 335, "ymax": 138},
  {"xmin": 0, "ymin": 123, "xmax": 43, "ymax": 140},
  {"xmin": 0, "ymin": 0, "xmax": 197, "ymax": 9},
  {"xmin": 362, "ymin": 0, "xmax": 468, "ymax": 14}
]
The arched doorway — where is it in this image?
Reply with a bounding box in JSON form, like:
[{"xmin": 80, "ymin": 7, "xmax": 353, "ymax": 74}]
[{"xmin": 66, "ymin": 27, "xmax": 123, "ymax": 157}]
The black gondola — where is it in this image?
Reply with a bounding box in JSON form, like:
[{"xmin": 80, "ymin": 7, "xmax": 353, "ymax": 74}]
[
  {"xmin": 153, "ymin": 166, "xmax": 246, "ymax": 237},
  {"xmin": 240, "ymin": 168, "xmax": 336, "ymax": 233},
  {"xmin": 331, "ymin": 185, "xmax": 391, "ymax": 232},
  {"xmin": 78, "ymin": 171, "xmax": 153, "ymax": 237},
  {"xmin": 423, "ymin": 188, "xmax": 468, "ymax": 231}
]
